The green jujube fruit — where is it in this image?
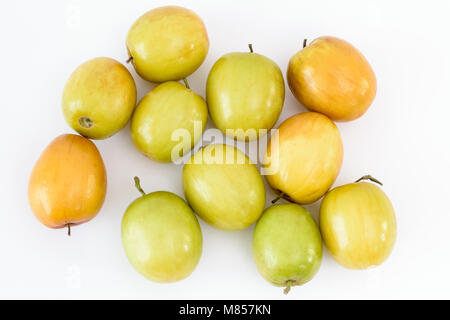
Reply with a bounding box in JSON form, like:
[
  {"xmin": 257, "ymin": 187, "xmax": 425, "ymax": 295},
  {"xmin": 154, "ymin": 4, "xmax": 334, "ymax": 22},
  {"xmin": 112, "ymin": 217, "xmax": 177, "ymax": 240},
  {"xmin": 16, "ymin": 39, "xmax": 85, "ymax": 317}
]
[
  {"xmin": 121, "ymin": 178, "xmax": 202, "ymax": 283},
  {"xmin": 206, "ymin": 45, "xmax": 285, "ymax": 141},
  {"xmin": 253, "ymin": 203, "xmax": 322, "ymax": 294}
]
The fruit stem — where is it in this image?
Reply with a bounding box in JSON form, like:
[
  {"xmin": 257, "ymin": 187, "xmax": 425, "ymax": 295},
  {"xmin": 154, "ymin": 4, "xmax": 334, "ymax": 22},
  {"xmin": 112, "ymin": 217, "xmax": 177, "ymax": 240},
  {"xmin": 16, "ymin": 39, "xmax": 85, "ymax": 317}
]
[
  {"xmin": 134, "ymin": 176, "xmax": 146, "ymax": 196},
  {"xmin": 355, "ymin": 175, "xmax": 383, "ymax": 186},
  {"xmin": 67, "ymin": 223, "xmax": 71, "ymax": 237},
  {"xmin": 283, "ymin": 280, "xmax": 293, "ymax": 295},
  {"xmin": 183, "ymin": 78, "xmax": 190, "ymax": 89},
  {"xmin": 126, "ymin": 56, "xmax": 133, "ymax": 63},
  {"xmin": 303, "ymin": 39, "xmax": 307, "ymax": 48},
  {"xmin": 248, "ymin": 43, "xmax": 253, "ymax": 53},
  {"xmin": 271, "ymin": 192, "xmax": 286, "ymax": 204}
]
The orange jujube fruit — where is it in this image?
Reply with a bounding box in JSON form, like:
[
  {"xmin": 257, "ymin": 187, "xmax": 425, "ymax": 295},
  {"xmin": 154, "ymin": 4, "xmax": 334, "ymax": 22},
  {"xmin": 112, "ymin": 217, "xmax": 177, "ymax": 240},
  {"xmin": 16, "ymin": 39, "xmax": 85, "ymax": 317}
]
[
  {"xmin": 287, "ymin": 36, "xmax": 377, "ymax": 122},
  {"xmin": 28, "ymin": 134, "xmax": 107, "ymax": 232},
  {"xmin": 264, "ymin": 112, "xmax": 343, "ymax": 204}
]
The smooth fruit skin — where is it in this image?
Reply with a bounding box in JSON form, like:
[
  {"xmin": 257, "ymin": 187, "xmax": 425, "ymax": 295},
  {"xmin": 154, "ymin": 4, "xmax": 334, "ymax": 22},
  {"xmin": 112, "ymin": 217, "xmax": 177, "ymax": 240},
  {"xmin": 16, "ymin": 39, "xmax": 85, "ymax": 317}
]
[
  {"xmin": 206, "ymin": 51, "xmax": 285, "ymax": 141},
  {"xmin": 287, "ymin": 36, "xmax": 377, "ymax": 121},
  {"xmin": 121, "ymin": 191, "xmax": 202, "ymax": 283},
  {"xmin": 28, "ymin": 134, "xmax": 107, "ymax": 228},
  {"xmin": 182, "ymin": 144, "xmax": 266, "ymax": 231},
  {"xmin": 264, "ymin": 112, "xmax": 343, "ymax": 204},
  {"xmin": 126, "ymin": 6, "xmax": 209, "ymax": 82},
  {"xmin": 253, "ymin": 204, "xmax": 322, "ymax": 291},
  {"xmin": 319, "ymin": 182, "xmax": 397, "ymax": 269},
  {"xmin": 130, "ymin": 81, "xmax": 207, "ymax": 162},
  {"xmin": 62, "ymin": 57, "xmax": 137, "ymax": 139}
]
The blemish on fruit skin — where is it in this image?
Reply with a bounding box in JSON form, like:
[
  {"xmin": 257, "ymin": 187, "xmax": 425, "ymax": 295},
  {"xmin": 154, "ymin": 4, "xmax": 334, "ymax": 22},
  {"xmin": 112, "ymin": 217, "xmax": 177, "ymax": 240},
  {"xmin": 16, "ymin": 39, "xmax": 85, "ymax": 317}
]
[{"xmin": 79, "ymin": 116, "xmax": 93, "ymax": 129}]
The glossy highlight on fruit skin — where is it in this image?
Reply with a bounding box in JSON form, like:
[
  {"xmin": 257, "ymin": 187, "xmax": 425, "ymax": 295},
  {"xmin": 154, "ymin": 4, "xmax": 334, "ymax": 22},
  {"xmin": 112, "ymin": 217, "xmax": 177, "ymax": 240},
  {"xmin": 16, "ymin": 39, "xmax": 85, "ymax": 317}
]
[
  {"xmin": 319, "ymin": 179, "xmax": 397, "ymax": 269},
  {"xmin": 182, "ymin": 144, "xmax": 266, "ymax": 231},
  {"xmin": 253, "ymin": 204, "xmax": 322, "ymax": 294},
  {"xmin": 206, "ymin": 46, "xmax": 285, "ymax": 141},
  {"xmin": 287, "ymin": 36, "xmax": 377, "ymax": 121},
  {"xmin": 62, "ymin": 57, "xmax": 137, "ymax": 139},
  {"xmin": 28, "ymin": 134, "xmax": 107, "ymax": 230},
  {"xmin": 130, "ymin": 81, "xmax": 208, "ymax": 163},
  {"xmin": 264, "ymin": 112, "xmax": 343, "ymax": 204},
  {"xmin": 126, "ymin": 6, "xmax": 209, "ymax": 83},
  {"xmin": 121, "ymin": 181, "xmax": 202, "ymax": 283}
]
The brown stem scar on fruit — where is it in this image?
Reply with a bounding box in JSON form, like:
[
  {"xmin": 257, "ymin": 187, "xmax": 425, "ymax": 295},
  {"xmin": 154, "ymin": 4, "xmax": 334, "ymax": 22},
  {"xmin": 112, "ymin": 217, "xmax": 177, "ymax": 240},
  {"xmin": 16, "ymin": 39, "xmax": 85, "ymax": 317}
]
[
  {"xmin": 79, "ymin": 117, "xmax": 93, "ymax": 129},
  {"xmin": 67, "ymin": 223, "xmax": 71, "ymax": 236},
  {"xmin": 126, "ymin": 56, "xmax": 133, "ymax": 63},
  {"xmin": 303, "ymin": 39, "xmax": 307, "ymax": 48},
  {"xmin": 248, "ymin": 44, "xmax": 253, "ymax": 53}
]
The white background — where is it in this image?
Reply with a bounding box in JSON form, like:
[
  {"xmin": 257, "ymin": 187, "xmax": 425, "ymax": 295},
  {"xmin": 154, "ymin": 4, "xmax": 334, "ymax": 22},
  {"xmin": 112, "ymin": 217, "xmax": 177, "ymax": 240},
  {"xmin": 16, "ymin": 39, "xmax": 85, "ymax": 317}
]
[{"xmin": 1, "ymin": 0, "xmax": 449, "ymax": 299}]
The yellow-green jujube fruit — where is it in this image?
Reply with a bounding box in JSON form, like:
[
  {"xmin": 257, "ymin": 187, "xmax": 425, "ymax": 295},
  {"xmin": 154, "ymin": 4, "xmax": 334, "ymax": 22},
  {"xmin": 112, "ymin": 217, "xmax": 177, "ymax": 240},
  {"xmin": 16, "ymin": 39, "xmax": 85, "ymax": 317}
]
[
  {"xmin": 206, "ymin": 45, "xmax": 285, "ymax": 141},
  {"xmin": 126, "ymin": 6, "xmax": 209, "ymax": 83},
  {"xmin": 182, "ymin": 144, "xmax": 266, "ymax": 231},
  {"xmin": 130, "ymin": 81, "xmax": 208, "ymax": 162},
  {"xmin": 121, "ymin": 178, "xmax": 202, "ymax": 283},
  {"xmin": 319, "ymin": 176, "xmax": 397, "ymax": 269},
  {"xmin": 62, "ymin": 57, "xmax": 137, "ymax": 139}
]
